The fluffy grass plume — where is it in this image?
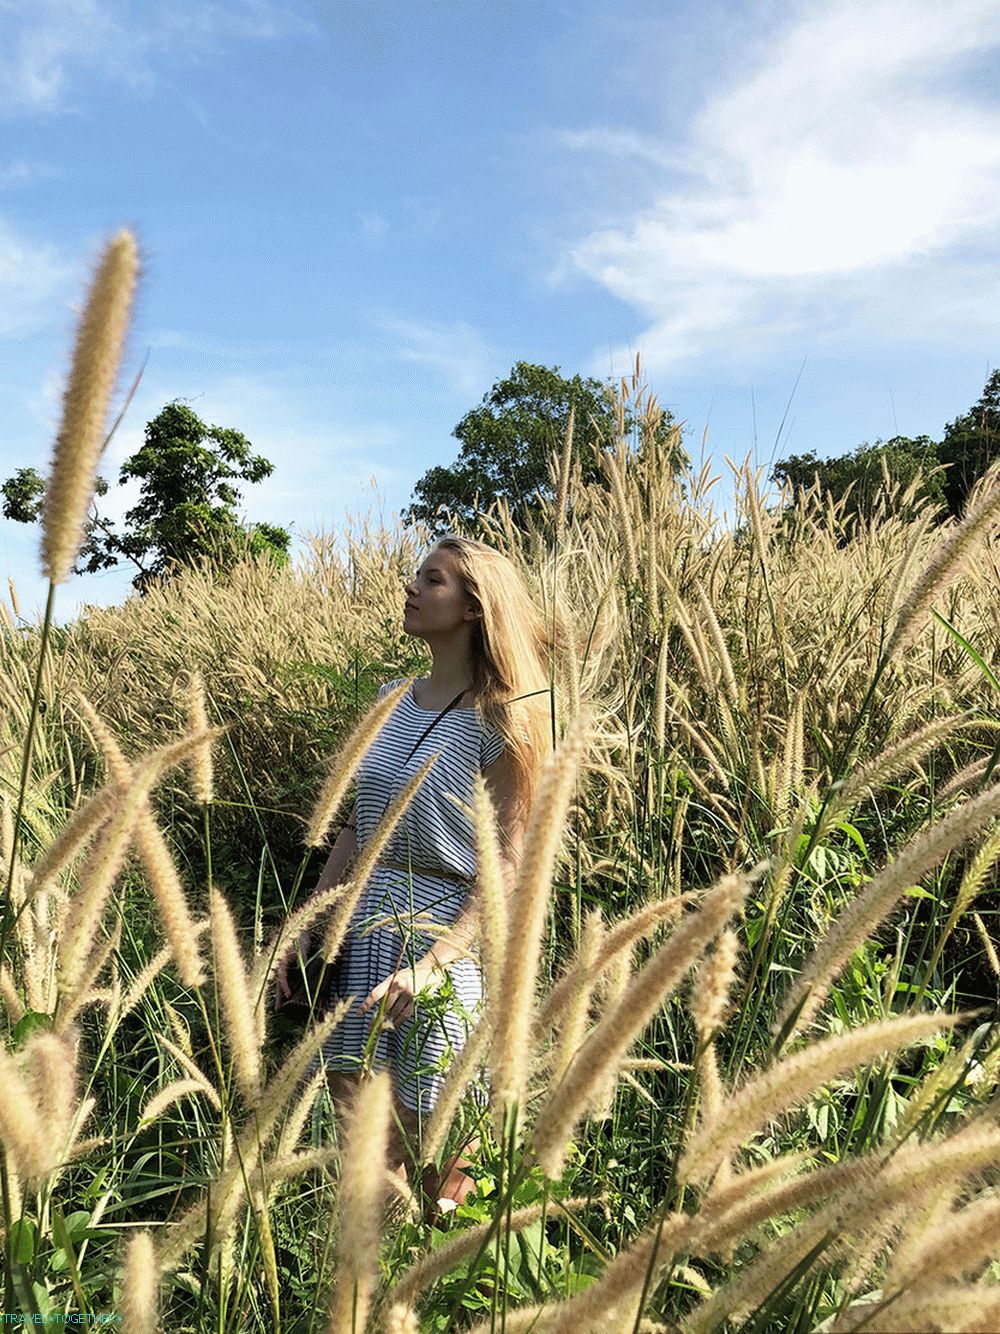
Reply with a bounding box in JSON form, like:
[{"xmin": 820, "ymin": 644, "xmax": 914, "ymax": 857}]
[
  {"xmin": 70, "ymin": 688, "xmax": 209, "ymax": 987},
  {"xmin": 530, "ymin": 870, "xmax": 753, "ymax": 1180},
  {"xmin": 305, "ymin": 680, "xmax": 410, "ymax": 848},
  {"xmin": 776, "ymin": 782, "xmax": 1000, "ymax": 1040},
  {"xmin": 679, "ymin": 1010, "xmax": 966, "ymax": 1183},
  {"xmin": 491, "ymin": 708, "xmax": 590, "ymax": 1132},
  {"xmin": 469, "ymin": 772, "xmax": 508, "ymax": 1011},
  {"xmin": 41, "ymin": 230, "xmax": 139, "ymax": 585},
  {"xmin": 0, "ymin": 1040, "xmax": 58, "ymax": 1183},
  {"xmin": 209, "ymin": 883, "xmax": 262, "ymax": 1104},
  {"xmin": 549, "ymin": 907, "xmax": 603, "ymax": 1084},
  {"xmin": 57, "ymin": 729, "xmax": 220, "ymax": 989},
  {"xmin": 326, "ymin": 1068, "xmax": 392, "ymax": 1334},
  {"xmin": 21, "ymin": 1030, "xmax": 77, "ymax": 1173},
  {"xmin": 884, "ymin": 465, "xmax": 1000, "ymax": 662},
  {"xmin": 532, "ymin": 891, "xmax": 686, "ymax": 1043},
  {"xmin": 186, "ymin": 667, "xmax": 214, "ymax": 805},
  {"xmin": 119, "ymin": 1231, "xmax": 158, "ymax": 1333}
]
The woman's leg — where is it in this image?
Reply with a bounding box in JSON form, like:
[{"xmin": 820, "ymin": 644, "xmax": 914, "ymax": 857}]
[
  {"xmin": 386, "ymin": 1090, "xmax": 422, "ymax": 1184},
  {"xmin": 327, "ymin": 1068, "xmax": 421, "ymax": 1185}
]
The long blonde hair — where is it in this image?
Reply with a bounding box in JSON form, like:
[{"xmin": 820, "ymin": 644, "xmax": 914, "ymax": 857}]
[{"xmin": 429, "ymin": 534, "xmax": 570, "ymax": 828}]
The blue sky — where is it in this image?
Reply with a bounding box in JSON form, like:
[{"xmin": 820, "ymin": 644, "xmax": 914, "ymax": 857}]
[{"xmin": 2, "ymin": 0, "xmax": 998, "ymax": 626}]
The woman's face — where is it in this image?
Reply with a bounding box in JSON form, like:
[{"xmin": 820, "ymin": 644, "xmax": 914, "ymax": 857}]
[{"xmin": 403, "ymin": 547, "xmax": 478, "ymax": 637}]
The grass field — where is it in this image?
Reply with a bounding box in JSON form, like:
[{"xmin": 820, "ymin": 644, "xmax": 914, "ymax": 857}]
[{"xmin": 3, "ymin": 237, "xmax": 1000, "ymax": 1332}]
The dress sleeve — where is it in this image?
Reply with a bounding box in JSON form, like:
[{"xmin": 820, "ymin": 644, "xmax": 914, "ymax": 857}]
[{"xmin": 480, "ymin": 724, "xmax": 506, "ymax": 769}]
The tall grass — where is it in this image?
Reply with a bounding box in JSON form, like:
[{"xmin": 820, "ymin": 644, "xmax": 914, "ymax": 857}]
[{"xmin": 2, "ymin": 242, "xmax": 1000, "ymax": 1330}]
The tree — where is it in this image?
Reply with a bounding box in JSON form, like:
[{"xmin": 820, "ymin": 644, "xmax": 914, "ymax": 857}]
[
  {"xmin": 402, "ymin": 361, "xmax": 686, "ymax": 534},
  {"xmin": 2, "ymin": 400, "xmax": 291, "ymax": 593},
  {"xmin": 771, "ymin": 435, "xmax": 946, "ymax": 530},
  {"xmin": 937, "ymin": 368, "xmax": 1000, "ymax": 518}
]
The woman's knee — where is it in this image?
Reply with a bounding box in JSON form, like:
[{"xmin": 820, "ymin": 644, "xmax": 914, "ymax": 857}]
[{"xmin": 326, "ymin": 1068, "xmax": 361, "ymax": 1115}]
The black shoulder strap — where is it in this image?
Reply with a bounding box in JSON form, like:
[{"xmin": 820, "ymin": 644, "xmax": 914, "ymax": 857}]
[{"xmin": 403, "ymin": 684, "xmax": 469, "ymax": 764}]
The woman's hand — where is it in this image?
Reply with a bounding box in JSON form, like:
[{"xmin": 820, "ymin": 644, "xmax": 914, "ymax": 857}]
[
  {"xmin": 358, "ymin": 959, "xmax": 442, "ymax": 1029},
  {"xmin": 274, "ymin": 929, "xmax": 313, "ymax": 1011}
]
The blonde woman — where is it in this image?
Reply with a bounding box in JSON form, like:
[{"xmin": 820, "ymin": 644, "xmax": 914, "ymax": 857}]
[{"xmin": 278, "ymin": 535, "xmax": 559, "ymax": 1216}]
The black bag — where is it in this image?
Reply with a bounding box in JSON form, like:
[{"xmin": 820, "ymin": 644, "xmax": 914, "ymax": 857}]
[{"xmin": 278, "ymin": 682, "xmax": 469, "ymax": 1024}]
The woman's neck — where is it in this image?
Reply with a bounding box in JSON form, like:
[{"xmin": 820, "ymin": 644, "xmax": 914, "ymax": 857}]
[{"xmin": 419, "ymin": 664, "xmax": 474, "ymax": 707}]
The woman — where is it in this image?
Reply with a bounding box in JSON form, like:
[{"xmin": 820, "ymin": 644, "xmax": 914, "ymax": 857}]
[{"xmin": 276, "ymin": 535, "xmax": 558, "ymax": 1216}]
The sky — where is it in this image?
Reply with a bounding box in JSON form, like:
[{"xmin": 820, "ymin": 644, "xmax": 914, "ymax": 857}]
[{"xmin": 1, "ymin": 0, "xmax": 998, "ymax": 627}]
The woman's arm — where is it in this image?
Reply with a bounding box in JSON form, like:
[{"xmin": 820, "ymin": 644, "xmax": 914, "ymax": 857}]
[{"xmin": 313, "ymin": 800, "xmax": 359, "ymax": 896}]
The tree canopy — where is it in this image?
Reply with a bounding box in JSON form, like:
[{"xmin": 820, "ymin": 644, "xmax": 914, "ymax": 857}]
[
  {"xmin": 2, "ymin": 400, "xmax": 290, "ymax": 593},
  {"xmin": 770, "ymin": 368, "xmax": 1000, "ymax": 530},
  {"xmin": 403, "ymin": 360, "xmax": 687, "ymax": 534}
]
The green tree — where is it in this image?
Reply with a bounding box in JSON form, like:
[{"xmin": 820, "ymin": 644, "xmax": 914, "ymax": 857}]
[
  {"xmin": 937, "ymin": 368, "xmax": 1000, "ymax": 518},
  {"xmin": 402, "ymin": 361, "xmax": 686, "ymax": 534},
  {"xmin": 2, "ymin": 400, "xmax": 291, "ymax": 593},
  {"xmin": 770, "ymin": 434, "xmax": 947, "ymax": 531}
]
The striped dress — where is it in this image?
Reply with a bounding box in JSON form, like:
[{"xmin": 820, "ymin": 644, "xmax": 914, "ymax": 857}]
[{"xmin": 311, "ymin": 677, "xmax": 506, "ymax": 1116}]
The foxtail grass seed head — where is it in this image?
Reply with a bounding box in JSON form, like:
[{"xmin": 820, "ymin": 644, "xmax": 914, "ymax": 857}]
[
  {"xmin": 550, "ymin": 907, "xmax": 603, "ymax": 1084},
  {"xmin": 120, "ymin": 1231, "xmax": 158, "ymax": 1333},
  {"xmin": 554, "ymin": 402, "xmax": 574, "ymax": 539},
  {"xmin": 21, "ymin": 1030, "xmax": 77, "ymax": 1166},
  {"xmin": 186, "ymin": 668, "xmax": 214, "ymax": 804},
  {"xmin": 57, "ymin": 769, "xmax": 156, "ymax": 988},
  {"xmin": 884, "ymin": 475, "xmax": 1000, "ymax": 662},
  {"xmin": 209, "ymin": 884, "xmax": 262, "ymax": 1103},
  {"xmin": 491, "ymin": 709, "xmax": 590, "ymax": 1134},
  {"xmin": 777, "ymin": 781, "xmax": 1000, "ymax": 1040},
  {"xmin": 974, "ymin": 911, "xmax": 1000, "ymax": 982},
  {"xmin": 690, "ymin": 926, "xmax": 740, "ymax": 1040},
  {"xmin": 531, "ymin": 869, "xmax": 754, "ymax": 1180},
  {"xmin": 0, "ymin": 1042, "xmax": 56, "ymax": 1183},
  {"xmin": 132, "ymin": 804, "xmax": 206, "ymax": 988},
  {"xmin": 470, "ymin": 773, "xmax": 508, "ymax": 1009},
  {"xmin": 680, "ymin": 1010, "xmax": 964, "ymax": 1184},
  {"xmin": 327, "ymin": 1068, "xmax": 392, "ymax": 1334},
  {"xmin": 7, "ymin": 575, "xmax": 19, "ymax": 619},
  {"xmin": 385, "ymin": 1304, "xmax": 420, "ymax": 1334},
  {"xmin": 41, "ymin": 230, "xmax": 139, "ymax": 585},
  {"xmin": 305, "ymin": 680, "xmax": 410, "ymax": 848}
]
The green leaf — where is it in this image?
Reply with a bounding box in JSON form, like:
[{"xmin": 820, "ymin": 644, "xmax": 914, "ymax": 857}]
[
  {"xmin": 12, "ymin": 1010, "xmax": 52, "ymax": 1046},
  {"xmin": 836, "ymin": 819, "xmax": 867, "ymax": 856},
  {"xmin": 9, "ymin": 1217, "xmax": 36, "ymax": 1264},
  {"xmin": 931, "ymin": 609, "xmax": 1000, "ymax": 695}
]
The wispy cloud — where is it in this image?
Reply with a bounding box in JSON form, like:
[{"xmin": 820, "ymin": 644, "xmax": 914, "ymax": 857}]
[
  {"xmin": 0, "ymin": 160, "xmax": 62, "ymax": 189},
  {"xmin": 0, "ymin": 0, "xmax": 316, "ymax": 115},
  {"xmin": 560, "ymin": 0, "xmax": 1000, "ymax": 374},
  {"xmin": 372, "ymin": 311, "xmax": 495, "ymax": 399},
  {"xmin": 0, "ymin": 218, "xmax": 74, "ymax": 335}
]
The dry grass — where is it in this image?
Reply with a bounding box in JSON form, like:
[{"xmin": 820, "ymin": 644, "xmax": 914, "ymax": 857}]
[{"xmin": 6, "ymin": 261, "xmax": 1000, "ymax": 1330}]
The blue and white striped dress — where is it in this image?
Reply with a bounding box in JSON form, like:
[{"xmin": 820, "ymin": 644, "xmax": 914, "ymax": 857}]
[{"xmin": 312, "ymin": 677, "xmax": 506, "ymax": 1116}]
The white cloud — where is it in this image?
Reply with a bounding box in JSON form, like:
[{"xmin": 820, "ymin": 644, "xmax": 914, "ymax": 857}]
[
  {"xmin": 372, "ymin": 311, "xmax": 495, "ymax": 399},
  {"xmin": 560, "ymin": 0, "xmax": 1000, "ymax": 374},
  {"xmin": 357, "ymin": 209, "xmax": 390, "ymax": 242},
  {"xmin": 0, "ymin": 0, "xmax": 316, "ymax": 115},
  {"xmin": 0, "ymin": 218, "xmax": 74, "ymax": 335},
  {"xmin": 0, "ymin": 160, "xmax": 62, "ymax": 188}
]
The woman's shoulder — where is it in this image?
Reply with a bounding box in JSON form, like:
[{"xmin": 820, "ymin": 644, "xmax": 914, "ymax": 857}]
[{"xmin": 377, "ymin": 677, "xmax": 410, "ymax": 700}]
